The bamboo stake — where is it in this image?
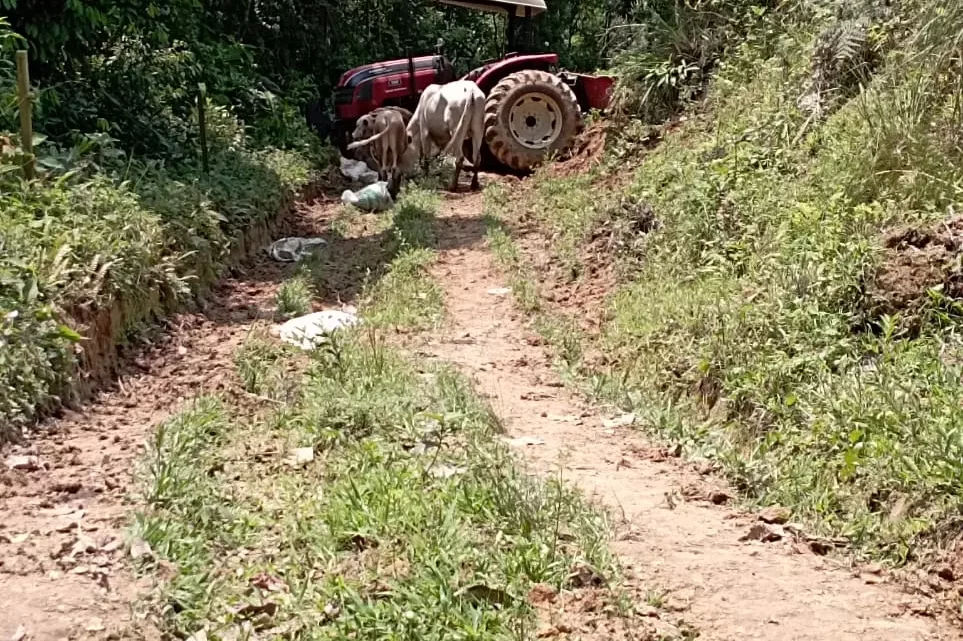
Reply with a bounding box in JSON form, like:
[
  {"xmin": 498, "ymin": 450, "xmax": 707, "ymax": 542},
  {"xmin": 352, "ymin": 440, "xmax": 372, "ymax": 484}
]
[
  {"xmin": 198, "ymin": 83, "xmax": 209, "ymax": 173},
  {"xmin": 15, "ymin": 50, "xmax": 35, "ymax": 180}
]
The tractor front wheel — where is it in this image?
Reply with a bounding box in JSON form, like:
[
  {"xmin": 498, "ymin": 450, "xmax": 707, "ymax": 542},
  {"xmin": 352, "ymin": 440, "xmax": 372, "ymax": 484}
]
[{"xmin": 484, "ymin": 70, "xmax": 582, "ymax": 172}]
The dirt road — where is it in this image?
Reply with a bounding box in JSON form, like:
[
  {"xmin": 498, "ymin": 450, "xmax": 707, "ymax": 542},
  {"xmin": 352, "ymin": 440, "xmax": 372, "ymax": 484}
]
[{"xmin": 0, "ymin": 184, "xmax": 952, "ymax": 640}]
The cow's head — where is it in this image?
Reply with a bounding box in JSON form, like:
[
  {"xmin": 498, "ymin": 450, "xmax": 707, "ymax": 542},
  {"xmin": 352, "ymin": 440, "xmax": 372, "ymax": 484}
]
[{"xmin": 352, "ymin": 114, "xmax": 376, "ymax": 141}]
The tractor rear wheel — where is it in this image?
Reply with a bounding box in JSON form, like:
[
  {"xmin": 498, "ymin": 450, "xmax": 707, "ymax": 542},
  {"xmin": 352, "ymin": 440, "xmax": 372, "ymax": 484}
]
[{"xmin": 484, "ymin": 70, "xmax": 582, "ymax": 171}]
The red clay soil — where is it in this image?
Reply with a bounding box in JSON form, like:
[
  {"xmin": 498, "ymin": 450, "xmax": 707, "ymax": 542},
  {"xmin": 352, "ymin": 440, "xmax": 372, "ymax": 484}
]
[
  {"xmin": 554, "ymin": 121, "xmax": 609, "ymax": 176},
  {"xmin": 871, "ymin": 215, "xmax": 963, "ymax": 318},
  {"xmin": 517, "ymin": 224, "xmax": 621, "ymax": 334},
  {"xmin": 553, "ymin": 118, "xmax": 668, "ymax": 178},
  {"xmin": 497, "ymin": 193, "xmax": 651, "ymax": 336}
]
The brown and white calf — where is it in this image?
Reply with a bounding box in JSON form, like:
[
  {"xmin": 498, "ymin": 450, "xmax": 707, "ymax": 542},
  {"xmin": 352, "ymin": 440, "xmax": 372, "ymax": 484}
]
[{"xmin": 347, "ymin": 108, "xmax": 411, "ymax": 188}]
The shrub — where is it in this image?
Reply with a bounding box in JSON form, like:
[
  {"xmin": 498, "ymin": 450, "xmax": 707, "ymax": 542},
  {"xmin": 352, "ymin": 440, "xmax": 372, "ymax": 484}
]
[{"xmin": 608, "ymin": 0, "xmax": 783, "ymax": 121}]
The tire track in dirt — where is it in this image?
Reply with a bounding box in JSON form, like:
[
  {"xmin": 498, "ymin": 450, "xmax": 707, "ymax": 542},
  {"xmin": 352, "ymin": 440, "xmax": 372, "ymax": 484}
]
[
  {"xmin": 0, "ymin": 196, "xmax": 355, "ymax": 641},
  {"xmin": 422, "ymin": 189, "xmax": 950, "ymax": 641}
]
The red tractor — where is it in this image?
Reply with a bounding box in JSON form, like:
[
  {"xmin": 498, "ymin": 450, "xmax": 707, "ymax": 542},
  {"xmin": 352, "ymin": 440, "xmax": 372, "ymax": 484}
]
[{"xmin": 332, "ymin": 0, "xmax": 614, "ymax": 172}]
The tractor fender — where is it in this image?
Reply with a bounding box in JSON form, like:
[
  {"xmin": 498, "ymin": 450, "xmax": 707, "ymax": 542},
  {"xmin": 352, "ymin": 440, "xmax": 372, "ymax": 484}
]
[
  {"xmin": 560, "ymin": 72, "xmax": 616, "ymax": 112},
  {"xmin": 463, "ymin": 53, "xmax": 559, "ymax": 95}
]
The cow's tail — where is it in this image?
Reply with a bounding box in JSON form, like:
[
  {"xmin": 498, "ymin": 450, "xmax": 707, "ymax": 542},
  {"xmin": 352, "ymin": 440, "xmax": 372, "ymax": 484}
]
[
  {"xmin": 443, "ymin": 87, "xmax": 475, "ymax": 157},
  {"xmin": 347, "ymin": 128, "xmax": 389, "ymax": 150}
]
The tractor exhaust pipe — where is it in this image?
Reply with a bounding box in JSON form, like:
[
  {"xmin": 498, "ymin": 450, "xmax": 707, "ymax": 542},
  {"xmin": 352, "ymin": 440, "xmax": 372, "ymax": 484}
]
[{"xmin": 407, "ymin": 51, "xmax": 417, "ymax": 102}]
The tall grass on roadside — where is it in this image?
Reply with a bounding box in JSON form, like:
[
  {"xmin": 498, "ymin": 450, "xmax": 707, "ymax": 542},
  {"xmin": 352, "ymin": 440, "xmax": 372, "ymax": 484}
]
[
  {"xmin": 607, "ymin": 0, "xmax": 783, "ymax": 122},
  {"xmin": 0, "ymin": 106, "xmax": 317, "ymax": 443},
  {"xmin": 491, "ymin": 1, "xmax": 963, "ymax": 561}
]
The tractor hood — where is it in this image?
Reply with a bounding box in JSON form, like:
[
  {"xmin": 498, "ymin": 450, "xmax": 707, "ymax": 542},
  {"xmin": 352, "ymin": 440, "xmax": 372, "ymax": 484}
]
[
  {"xmin": 336, "ymin": 54, "xmax": 444, "ymax": 89},
  {"xmin": 435, "ymin": 0, "xmax": 546, "ymax": 17}
]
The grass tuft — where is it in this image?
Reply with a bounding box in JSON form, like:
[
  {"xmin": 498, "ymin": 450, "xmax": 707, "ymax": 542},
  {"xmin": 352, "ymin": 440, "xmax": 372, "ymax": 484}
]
[{"xmin": 275, "ymin": 274, "xmax": 315, "ymax": 320}]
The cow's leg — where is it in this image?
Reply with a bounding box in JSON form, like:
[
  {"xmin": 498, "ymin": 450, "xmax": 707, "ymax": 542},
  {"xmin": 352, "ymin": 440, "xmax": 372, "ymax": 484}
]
[
  {"xmin": 469, "ymin": 138, "xmax": 481, "ymax": 191},
  {"xmin": 470, "ymin": 164, "xmax": 480, "ymax": 191},
  {"xmin": 420, "ymin": 130, "xmax": 431, "ymax": 176},
  {"xmin": 381, "ymin": 145, "xmax": 391, "ymax": 183},
  {"xmin": 387, "ymin": 167, "xmax": 401, "ymax": 200},
  {"xmin": 387, "ymin": 146, "xmax": 399, "ymax": 195},
  {"xmin": 451, "ymin": 156, "xmax": 463, "ymax": 193}
]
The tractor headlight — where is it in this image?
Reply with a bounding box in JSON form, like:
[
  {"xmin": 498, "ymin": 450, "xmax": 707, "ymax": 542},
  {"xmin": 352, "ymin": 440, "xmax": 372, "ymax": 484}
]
[{"xmin": 357, "ymin": 81, "xmax": 373, "ymax": 102}]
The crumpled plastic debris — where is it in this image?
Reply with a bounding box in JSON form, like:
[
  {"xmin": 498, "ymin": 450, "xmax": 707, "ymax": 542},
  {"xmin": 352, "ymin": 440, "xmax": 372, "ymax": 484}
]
[
  {"xmin": 276, "ymin": 310, "xmax": 361, "ymax": 350},
  {"xmin": 266, "ymin": 237, "xmax": 327, "ymax": 262},
  {"xmin": 340, "ymin": 156, "xmax": 379, "ymax": 185},
  {"xmin": 341, "ymin": 181, "xmax": 393, "ymax": 212}
]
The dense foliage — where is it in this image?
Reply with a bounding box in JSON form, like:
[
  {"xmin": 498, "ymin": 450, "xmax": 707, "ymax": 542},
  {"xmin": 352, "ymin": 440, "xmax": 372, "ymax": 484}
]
[
  {"xmin": 3, "ymin": 0, "xmax": 659, "ymax": 157},
  {"xmin": 0, "ymin": 4, "xmax": 324, "ymax": 441}
]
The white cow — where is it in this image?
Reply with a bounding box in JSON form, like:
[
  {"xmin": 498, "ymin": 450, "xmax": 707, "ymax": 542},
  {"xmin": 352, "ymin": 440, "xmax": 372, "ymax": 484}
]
[{"xmin": 407, "ymin": 80, "xmax": 485, "ymax": 192}]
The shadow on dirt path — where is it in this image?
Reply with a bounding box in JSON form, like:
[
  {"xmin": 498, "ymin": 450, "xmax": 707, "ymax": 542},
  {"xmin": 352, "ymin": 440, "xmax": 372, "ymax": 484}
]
[{"xmin": 421, "ymin": 188, "xmax": 953, "ymax": 641}]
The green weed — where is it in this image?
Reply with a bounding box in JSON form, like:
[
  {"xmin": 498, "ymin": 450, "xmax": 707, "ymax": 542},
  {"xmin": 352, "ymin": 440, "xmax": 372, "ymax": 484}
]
[
  {"xmin": 364, "ymin": 248, "xmax": 443, "ymax": 330},
  {"xmin": 234, "ymin": 329, "xmax": 303, "ymax": 403},
  {"xmin": 358, "ymin": 186, "xmax": 444, "ymax": 330},
  {"xmin": 407, "ymin": 157, "xmax": 456, "ymax": 193},
  {"xmin": 275, "ymin": 275, "xmax": 315, "ymax": 320},
  {"xmin": 389, "ymin": 186, "xmax": 440, "ymax": 252}
]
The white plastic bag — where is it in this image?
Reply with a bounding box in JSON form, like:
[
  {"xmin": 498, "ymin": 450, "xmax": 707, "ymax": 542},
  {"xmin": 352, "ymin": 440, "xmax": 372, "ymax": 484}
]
[
  {"xmin": 276, "ymin": 310, "xmax": 362, "ymax": 350},
  {"xmin": 341, "ymin": 181, "xmax": 393, "ymax": 212},
  {"xmin": 266, "ymin": 237, "xmax": 327, "ymax": 262},
  {"xmin": 340, "ymin": 156, "xmax": 379, "ymax": 185}
]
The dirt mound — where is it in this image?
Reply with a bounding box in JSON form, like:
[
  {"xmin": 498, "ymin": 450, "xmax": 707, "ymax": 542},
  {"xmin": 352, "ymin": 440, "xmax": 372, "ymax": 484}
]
[
  {"xmin": 554, "ymin": 121, "xmax": 608, "ymax": 176},
  {"xmin": 871, "ymin": 215, "xmax": 963, "ymax": 317},
  {"xmin": 540, "ymin": 196, "xmax": 659, "ymax": 334}
]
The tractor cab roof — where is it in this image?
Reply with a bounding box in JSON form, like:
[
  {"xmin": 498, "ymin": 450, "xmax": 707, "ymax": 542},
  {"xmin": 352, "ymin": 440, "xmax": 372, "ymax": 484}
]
[{"xmin": 435, "ymin": 0, "xmax": 546, "ymax": 17}]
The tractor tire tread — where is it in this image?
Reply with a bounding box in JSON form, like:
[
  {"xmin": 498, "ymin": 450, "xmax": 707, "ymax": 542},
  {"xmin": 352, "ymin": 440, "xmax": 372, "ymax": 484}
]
[{"xmin": 483, "ymin": 70, "xmax": 582, "ymax": 172}]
